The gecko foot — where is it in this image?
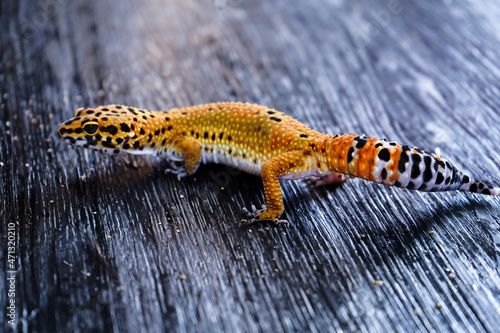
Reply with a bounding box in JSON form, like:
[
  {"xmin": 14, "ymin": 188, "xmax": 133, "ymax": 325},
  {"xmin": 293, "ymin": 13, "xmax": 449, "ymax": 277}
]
[
  {"xmin": 240, "ymin": 205, "xmax": 289, "ymax": 226},
  {"xmin": 310, "ymin": 173, "xmax": 350, "ymax": 187},
  {"xmin": 165, "ymin": 161, "xmax": 188, "ymax": 180}
]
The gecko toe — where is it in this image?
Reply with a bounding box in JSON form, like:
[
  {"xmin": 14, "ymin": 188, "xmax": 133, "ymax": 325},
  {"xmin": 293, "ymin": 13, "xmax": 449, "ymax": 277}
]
[
  {"xmin": 274, "ymin": 219, "xmax": 290, "ymax": 226},
  {"xmin": 240, "ymin": 204, "xmax": 267, "ymax": 226}
]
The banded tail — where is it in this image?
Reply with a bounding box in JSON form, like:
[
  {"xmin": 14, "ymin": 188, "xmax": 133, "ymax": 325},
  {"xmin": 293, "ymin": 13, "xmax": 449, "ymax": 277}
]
[{"xmin": 329, "ymin": 134, "xmax": 500, "ymax": 196}]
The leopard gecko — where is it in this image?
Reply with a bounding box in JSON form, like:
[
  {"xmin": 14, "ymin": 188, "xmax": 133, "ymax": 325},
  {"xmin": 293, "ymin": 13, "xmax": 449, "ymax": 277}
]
[{"xmin": 58, "ymin": 102, "xmax": 499, "ymax": 225}]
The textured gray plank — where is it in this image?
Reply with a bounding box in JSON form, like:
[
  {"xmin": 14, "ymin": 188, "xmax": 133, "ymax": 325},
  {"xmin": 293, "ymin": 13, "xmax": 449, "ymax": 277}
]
[{"xmin": 1, "ymin": 0, "xmax": 500, "ymax": 332}]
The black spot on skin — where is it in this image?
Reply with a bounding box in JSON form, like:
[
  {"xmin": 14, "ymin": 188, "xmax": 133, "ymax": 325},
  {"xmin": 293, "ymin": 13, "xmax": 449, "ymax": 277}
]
[
  {"xmin": 148, "ymin": 134, "xmax": 153, "ymax": 143},
  {"xmin": 347, "ymin": 147, "xmax": 354, "ymax": 163},
  {"xmin": 300, "ymin": 134, "xmax": 308, "ymax": 138},
  {"xmin": 102, "ymin": 117, "xmax": 108, "ymax": 121},
  {"xmin": 95, "ymin": 112, "xmax": 102, "ymax": 117},
  {"xmin": 151, "ymin": 142, "xmax": 155, "ymax": 148},
  {"xmin": 128, "ymin": 108, "xmax": 137, "ymax": 114},
  {"xmin": 116, "ymin": 105, "xmax": 122, "ymax": 109},
  {"xmin": 436, "ymin": 173, "xmax": 444, "ymax": 184},
  {"xmin": 150, "ymin": 114, "xmax": 155, "ymax": 118},
  {"xmin": 242, "ymin": 153, "xmax": 246, "ymax": 158},
  {"xmin": 381, "ymin": 168, "xmax": 387, "ymax": 180},
  {"xmin": 120, "ymin": 123, "xmax": 131, "ymax": 132},
  {"xmin": 254, "ymin": 159, "xmax": 258, "ymax": 164},
  {"xmin": 317, "ymin": 162, "xmax": 321, "ymax": 168},
  {"xmin": 267, "ymin": 111, "xmax": 275, "ymax": 115},
  {"xmin": 378, "ymin": 148, "xmax": 391, "ymax": 162},
  {"xmin": 59, "ymin": 128, "xmax": 66, "ymax": 135},
  {"xmin": 407, "ymin": 181, "xmax": 415, "ymax": 189},
  {"xmin": 479, "ymin": 183, "xmax": 484, "ymax": 190},
  {"xmin": 101, "ymin": 141, "xmax": 115, "ymax": 148},
  {"xmin": 418, "ymin": 183, "xmax": 427, "ymax": 191},
  {"xmin": 445, "ymin": 161, "xmax": 453, "ymax": 170},
  {"xmin": 303, "ymin": 151, "xmax": 312, "ymax": 156},
  {"xmin": 463, "ymin": 175, "xmax": 470, "ymax": 184},
  {"xmin": 65, "ymin": 120, "xmax": 74, "ymax": 125},
  {"xmin": 196, "ymin": 133, "xmax": 199, "ymax": 138},
  {"xmin": 398, "ymin": 146, "xmax": 411, "ymax": 173},
  {"xmin": 106, "ymin": 137, "xmax": 112, "ymax": 143},
  {"xmin": 204, "ymin": 132, "xmax": 209, "ymax": 139},
  {"xmin": 101, "ymin": 125, "xmax": 118, "ymax": 135},
  {"xmin": 311, "ymin": 143, "xmax": 316, "ymax": 150},
  {"xmin": 191, "ymin": 130, "xmax": 195, "ymax": 136},
  {"xmin": 356, "ymin": 139, "xmax": 367, "ymax": 149},
  {"xmin": 482, "ymin": 188, "xmax": 491, "ymax": 195},
  {"xmin": 212, "ymin": 133, "xmax": 216, "ymax": 141},
  {"xmin": 75, "ymin": 128, "xmax": 83, "ymax": 134},
  {"xmin": 111, "ymin": 111, "xmax": 119, "ymax": 114},
  {"xmin": 445, "ymin": 177, "xmax": 451, "ymax": 185},
  {"xmin": 228, "ymin": 135, "xmax": 232, "ymax": 141},
  {"xmin": 155, "ymin": 130, "xmax": 160, "ymax": 136},
  {"xmin": 133, "ymin": 141, "xmax": 140, "ymax": 149},
  {"xmin": 389, "ymin": 142, "xmax": 397, "ymax": 146},
  {"xmin": 162, "ymin": 128, "xmax": 165, "ymax": 134},
  {"xmin": 165, "ymin": 117, "xmax": 170, "ymax": 121},
  {"xmin": 140, "ymin": 128, "xmax": 145, "ymax": 135},
  {"xmin": 68, "ymin": 138, "xmax": 76, "ymax": 144},
  {"xmin": 87, "ymin": 110, "xmax": 95, "ymax": 114},
  {"xmin": 143, "ymin": 116, "xmax": 147, "ymax": 120},
  {"xmin": 411, "ymin": 154, "xmax": 422, "ymax": 178},
  {"xmin": 167, "ymin": 126, "xmax": 173, "ymax": 131},
  {"xmin": 181, "ymin": 112, "xmax": 187, "ymax": 115},
  {"xmin": 161, "ymin": 139, "xmax": 166, "ymax": 146},
  {"xmin": 375, "ymin": 142, "xmax": 383, "ymax": 149},
  {"xmin": 102, "ymin": 108, "xmax": 109, "ymax": 111},
  {"xmin": 423, "ymin": 156, "xmax": 433, "ymax": 182},
  {"xmin": 469, "ymin": 183, "xmax": 477, "ymax": 192},
  {"xmin": 270, "ymin": 117, "xmax": 281, "ymax": 122},
  {"xmin": 228, "ymin": 149, "xmax": 232, "ymax": 155},
  {"xmin": 131, "ymin": 124, "xmax": 135, "ymax": 131},
  {"xmin": 116, "ymin": 138, "xmax": 123, "ymax": 144},
  {"xmin": 219, "ymin": 133, "xmax": 223, "ymax": 140},
  {"xmin": 395, "ymin": 180, "xmax": 402, "ymax": 187}
]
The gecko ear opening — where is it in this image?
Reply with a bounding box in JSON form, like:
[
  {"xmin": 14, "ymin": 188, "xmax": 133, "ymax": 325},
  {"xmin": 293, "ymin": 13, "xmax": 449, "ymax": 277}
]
[{"xmin": 83, "ymin": 122, "xmax": 99, "ymax": 135}]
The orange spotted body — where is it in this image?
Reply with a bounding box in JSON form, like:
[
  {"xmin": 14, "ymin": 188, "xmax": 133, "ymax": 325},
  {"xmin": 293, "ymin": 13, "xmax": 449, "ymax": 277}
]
[{"xmin": 58, "ymin": 102, "xmax": 500, "ymax": 225}]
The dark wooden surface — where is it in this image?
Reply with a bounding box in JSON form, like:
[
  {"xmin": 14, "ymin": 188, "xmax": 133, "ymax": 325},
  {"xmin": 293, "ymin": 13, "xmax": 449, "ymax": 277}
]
[{"xmin": 2, "ymin": 0, "xmax": 500, "ymax": 332}]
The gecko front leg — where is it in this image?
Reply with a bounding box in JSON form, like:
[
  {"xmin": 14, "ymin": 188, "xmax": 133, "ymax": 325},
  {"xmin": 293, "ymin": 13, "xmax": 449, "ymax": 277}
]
[{"xmin": 164, "ymin": 139, "xmax": 202, "ymax": 180}]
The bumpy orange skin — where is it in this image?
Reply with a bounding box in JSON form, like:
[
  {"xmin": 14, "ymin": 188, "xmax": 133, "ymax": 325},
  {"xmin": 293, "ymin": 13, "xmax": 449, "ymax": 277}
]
[{"xmin": 58, "ymin": 102, "xmax": 499, "ymax": 225}]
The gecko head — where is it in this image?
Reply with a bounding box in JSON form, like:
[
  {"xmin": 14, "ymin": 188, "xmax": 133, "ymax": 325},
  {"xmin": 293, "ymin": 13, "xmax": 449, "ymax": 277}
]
[{"xmin": 58, "ymin": 105, "xmax": 146, "ymax": 155}]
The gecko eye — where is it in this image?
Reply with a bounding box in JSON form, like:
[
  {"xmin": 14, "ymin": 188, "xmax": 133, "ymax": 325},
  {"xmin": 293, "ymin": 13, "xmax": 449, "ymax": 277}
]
[{"xmin": 83, "ymin": 122, "xmax": 99, "ymax": 135}]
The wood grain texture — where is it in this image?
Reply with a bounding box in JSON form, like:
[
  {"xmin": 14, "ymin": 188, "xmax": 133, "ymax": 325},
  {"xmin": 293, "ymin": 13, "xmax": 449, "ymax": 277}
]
[{"xmin": 1, "ymin": 0, "xmax": 500, "ymax": 332}]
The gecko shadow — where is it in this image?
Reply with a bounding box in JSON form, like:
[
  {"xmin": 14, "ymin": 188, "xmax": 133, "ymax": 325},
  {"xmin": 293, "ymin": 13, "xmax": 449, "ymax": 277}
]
[
  {"xmin": 64, "ymin": 162, "xmax": 496, "ymax": 255},
  {"xmin": 287, "ymin": 180, "xmax": 496, "ymax": 255}
]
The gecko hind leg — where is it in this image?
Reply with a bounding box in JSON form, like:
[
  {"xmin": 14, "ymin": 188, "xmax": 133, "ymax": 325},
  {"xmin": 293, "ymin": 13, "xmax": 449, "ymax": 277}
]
[
  {"xmin": 240, "ymin": 150, "xmax": 311, "ymax": 226},
  {"xmin": 240, "ymin": 205, "xmax": 289, "ymax": 227},
  {"xmin": 310, "ymin": 172, "xmax": 350, "ymax": 187}
]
